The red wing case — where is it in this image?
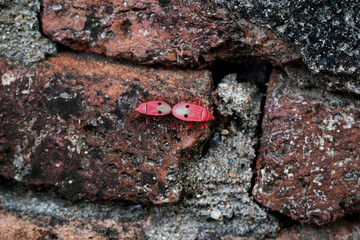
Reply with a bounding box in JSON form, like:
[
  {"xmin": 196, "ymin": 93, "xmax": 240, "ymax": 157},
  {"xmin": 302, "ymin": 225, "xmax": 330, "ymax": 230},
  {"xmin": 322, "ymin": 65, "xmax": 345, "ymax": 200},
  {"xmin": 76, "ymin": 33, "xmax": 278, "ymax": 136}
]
[
  {"xmin": 145, "ymin": 101, "xmax": 172, "ymax": 116},
  {"xmin": 172, "ymin": 103, "xmax": 206, "ymax": 122}
]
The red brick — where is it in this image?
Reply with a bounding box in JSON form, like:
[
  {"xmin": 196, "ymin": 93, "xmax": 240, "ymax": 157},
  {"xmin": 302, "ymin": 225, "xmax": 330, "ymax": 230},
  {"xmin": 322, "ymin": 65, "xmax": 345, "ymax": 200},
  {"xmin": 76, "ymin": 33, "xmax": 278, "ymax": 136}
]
[
  {"xmin": 0, "ymin": 53, "xmax": 214, "ymax": 204},
  {"xmin": 41, "ymin": 0, "xmax": 300, "ymax": 67},
  {"xmin": 253, "ymin": 70, "xmax": 360, "ymax": 225}
]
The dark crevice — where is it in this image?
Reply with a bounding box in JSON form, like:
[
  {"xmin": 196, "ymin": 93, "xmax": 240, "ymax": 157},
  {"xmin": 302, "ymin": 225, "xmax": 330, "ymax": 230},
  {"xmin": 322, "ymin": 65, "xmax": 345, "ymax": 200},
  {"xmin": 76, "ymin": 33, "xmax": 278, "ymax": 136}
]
[
  {"xmin": 54, "ymin": 43, "xmax": 194, "ymax": 74},
  {"xmin": 197, "ymin": 128, "xmax": 218, "ymax": 160},
  {"xmin": 37, "ymin": 4, "xmax": 43, "ymax": 36},
  {"xmin": 37, "ymin": 3, "xmax": 56, "ymax": 58},
  {"xmin": 247, "ymin": 112, "xmax": 272, "ymax": 210},
  {"xmin": 247, "ymin": 62, "xmax": 272, "ymax": 197},
  {"xmin": 55, "ymin": 43, "xmax": 80, "ymax": 53},
  {"xmin": 210, "ymin": 60, "xmax": 272, "ymax": 91},
  {"xmin": 240, "ymin": 63, "xmax": 300, "ymax": 230},
  {"xmin": 267, "ymin": 210, "xmax": 298, "ymax": 230},
  {"xmin": 345, "ymin": 212, "xmax": 360, "ymax": 222},
  {"xmin": 0, "ymin": 175, "xmax": 17, "ymax": 188}
]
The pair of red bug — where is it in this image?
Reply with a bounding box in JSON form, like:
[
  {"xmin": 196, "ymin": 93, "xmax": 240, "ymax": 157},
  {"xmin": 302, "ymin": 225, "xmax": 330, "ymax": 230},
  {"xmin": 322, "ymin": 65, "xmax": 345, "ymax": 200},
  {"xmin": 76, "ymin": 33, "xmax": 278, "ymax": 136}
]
[{"xmin": 134, "ymin": 96, "xmax": 215, "ymax": 130}]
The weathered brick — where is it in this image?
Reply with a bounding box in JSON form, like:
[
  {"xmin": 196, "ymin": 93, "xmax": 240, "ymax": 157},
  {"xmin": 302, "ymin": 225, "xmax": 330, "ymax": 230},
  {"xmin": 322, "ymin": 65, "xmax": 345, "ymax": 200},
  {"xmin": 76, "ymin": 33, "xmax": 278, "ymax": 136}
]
[
  {"xmin": 41, "ymin": 0, "xmax": 300, "ymax": 67},
  {"xmin": 0, "ymin": 53, "xmax": 214, "ymax": 204},
  {"xmin": 253, "ymin": 70, "xmax": 360, "ymax": 225}
]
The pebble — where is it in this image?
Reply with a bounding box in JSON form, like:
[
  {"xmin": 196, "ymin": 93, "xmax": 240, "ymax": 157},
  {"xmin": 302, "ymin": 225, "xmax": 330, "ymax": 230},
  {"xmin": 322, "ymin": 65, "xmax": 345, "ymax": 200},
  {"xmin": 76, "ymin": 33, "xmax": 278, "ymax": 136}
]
[
  {"xmin": 221, "ymin": 129, "xmax": 229, "ymax": 135},
  {"xmin": 210, "ymin": 208, "xmax": 222, "ymax": 220},
  {"xmin": 228, "ymin": 171, "xmax": 236, "ymax": 178}
]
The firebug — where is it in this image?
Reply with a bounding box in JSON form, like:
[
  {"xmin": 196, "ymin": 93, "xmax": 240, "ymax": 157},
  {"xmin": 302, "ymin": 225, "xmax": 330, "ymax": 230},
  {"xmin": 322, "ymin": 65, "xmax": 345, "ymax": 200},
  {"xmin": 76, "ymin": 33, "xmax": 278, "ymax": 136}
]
[
  {"xmin": 172, "ymin": 99, "xmax": 215, "ymax": 130},
  {"xmin": 134, "ymin": 96, "xmax": 172, "ymax": 124}
]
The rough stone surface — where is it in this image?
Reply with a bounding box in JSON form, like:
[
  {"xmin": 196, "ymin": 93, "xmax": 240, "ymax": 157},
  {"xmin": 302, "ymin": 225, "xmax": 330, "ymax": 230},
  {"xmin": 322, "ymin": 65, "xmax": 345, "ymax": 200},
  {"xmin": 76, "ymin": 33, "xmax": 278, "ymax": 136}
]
[
  {"xmin": 198, "ymin": 229, "xmax": 220, "ymax": 240},
  {"xmin": 145, "ymin": 74, "xmax": 279, "ymax": 239},
  {"xmin": 0, "ymin": 186, "xmax": 147, "ymax": 240},
  {"xmin": 0, "ymin": 53, "xmax": 214, "ymax": 204},
  {"xmin": 216, "ymin": 73, "xmax": 262, "ymax": 129},
  {"xmin": 0, "ymin": 206, "xmax": 146, "ymax": 240},
  {"xmin": 0, "ymin": 0, "xmax": 56, "ymax": 65},
  {"xmin": 0, "ymin": 184, "xmax": 146, "ymax": 222},
  {"xmin": 41, "ymin": 0, "xmax": 360, "ymax": 93},
  {"xmin": 41, "ymin": 0, "xmax": 300, "ymax": 68},
  {"xmin": 253, "ymin": 70, "xmax": 360, "ymax": 225},
  {"xmin": 227, "ymin": 0, "xmax": 360, "ymax": 76},
  {"xmin": 285, "ymin": 66, "xmax": 360, "ymax": 97}
]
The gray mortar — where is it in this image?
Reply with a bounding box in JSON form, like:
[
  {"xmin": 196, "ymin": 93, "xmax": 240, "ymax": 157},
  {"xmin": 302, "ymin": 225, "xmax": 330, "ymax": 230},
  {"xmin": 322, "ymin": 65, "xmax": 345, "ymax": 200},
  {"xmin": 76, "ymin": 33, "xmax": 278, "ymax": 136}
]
[
  {"xmin": 216, "ymin": 73, "xmax": 262, "ymax": 130},
  {"xmin": 0, "ymin": 185, "xmax": 146, "ymax": 222},
  {"xmin": 0, "ymin": 0, "xmax": 56, "ymax": 65},
  {"xmin": 145, "ymin": 74, "xmax": 279, "ymax": 239}
]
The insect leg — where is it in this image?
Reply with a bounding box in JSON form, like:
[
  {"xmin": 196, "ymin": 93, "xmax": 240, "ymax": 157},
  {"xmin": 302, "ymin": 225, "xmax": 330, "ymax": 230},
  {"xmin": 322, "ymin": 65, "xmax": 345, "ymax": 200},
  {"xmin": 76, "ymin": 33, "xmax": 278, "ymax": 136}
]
[
  {"xmin": 152, "ymin": 116, "xmax": 164, "ymax": 121},
  {"xmin": 191, "ymin": 98, "xmax": 202, "ymax": 106},
  {"xmin": 203, "ymin": 122, "xmax": 208, "ymax": 129},
  {"xmin": 188, "ymin": 98, "xmax": 199, "ymax": 105},
  {"xmin": 146, "ymin": 115, "xmax": 149, "ymax": 125},
  {"xmin": 134, "ymin": 113, "xmax": 144, "ymax": 120},
  {"xmin": 155, "ymin": 96, "xmax": 168, "ymax": 103},
  {"xmin": 139, "ymin": 96, "xmax": 149, "ymax": 103},
  {"xmin": 138, "ymin": 97, "xmax": 148, "ymax": 103},
  {"xmin": 186, "ymin": 122, "xmax": 194, "ymax": 130}
]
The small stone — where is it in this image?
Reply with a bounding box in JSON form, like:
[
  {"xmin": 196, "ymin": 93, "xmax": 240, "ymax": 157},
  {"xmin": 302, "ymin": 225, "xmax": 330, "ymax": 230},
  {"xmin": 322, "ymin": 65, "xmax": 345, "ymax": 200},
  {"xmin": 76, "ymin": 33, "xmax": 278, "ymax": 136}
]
[
  {"xmin": 210, "ymin": 208, "xmax": 222, "ymax": 220},
  {"xmin": 237, "ymin": 187, "xmax": 244, "ymax": 193},
  {"xmin": 59, "ymin": 92, "xmax": 71, "ymax": 99},
  {"xmin": 228, "ymin": 172, "xmax": 236, "ymax": 178},
  {"xmin": 208, "ymin": 184, "xmax": 217, "ymax": 190},
  {"xmin": 221, "ymin": 129, "xmax": 229, "ymax": 135}
]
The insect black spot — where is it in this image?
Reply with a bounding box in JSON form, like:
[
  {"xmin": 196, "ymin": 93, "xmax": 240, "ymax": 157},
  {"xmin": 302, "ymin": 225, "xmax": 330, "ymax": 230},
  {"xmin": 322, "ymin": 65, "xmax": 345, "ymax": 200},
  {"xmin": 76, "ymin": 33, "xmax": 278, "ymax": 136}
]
[
  {"xmin": 184, "ymin": 114, "xmax": 188, "ymax": 118},
  {"xmin": 157, "ymin": 102, "xmax": 161, "ymax": 105},
  {"xmin": 186, "ymin": 105, "xmax": 189, "ymax": 108},
  {"xmin": 158, "ymin": 111, "xmax": 162, "ymax": 114}
]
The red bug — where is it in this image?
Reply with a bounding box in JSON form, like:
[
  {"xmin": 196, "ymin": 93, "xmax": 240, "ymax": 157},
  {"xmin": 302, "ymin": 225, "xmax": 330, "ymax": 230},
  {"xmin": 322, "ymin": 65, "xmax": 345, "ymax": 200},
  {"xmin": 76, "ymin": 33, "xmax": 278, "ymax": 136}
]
[
  {"xmin": 172, "ymin": 99, "xmax": 215, "ymax": 130},
  {"xmin": 134, "ymin": 96, "xmax": 172, "ymax": 124}
]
